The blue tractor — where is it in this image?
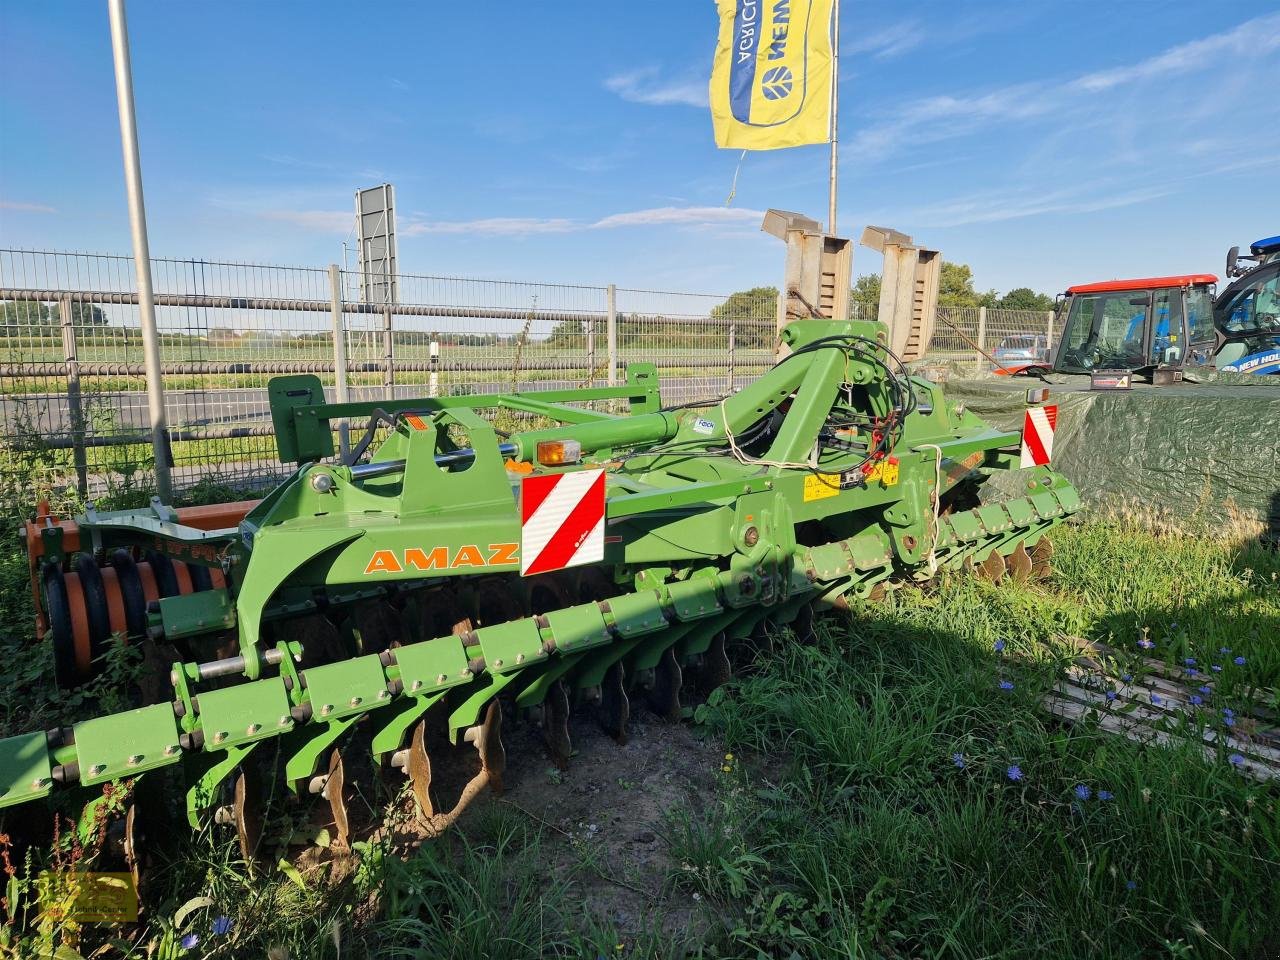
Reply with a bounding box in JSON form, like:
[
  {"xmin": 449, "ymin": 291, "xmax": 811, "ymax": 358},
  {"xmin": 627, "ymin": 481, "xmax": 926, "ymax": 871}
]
[{"xmin": 1215, "ymin": 235, "xmax": 1280, "ymax": 376}]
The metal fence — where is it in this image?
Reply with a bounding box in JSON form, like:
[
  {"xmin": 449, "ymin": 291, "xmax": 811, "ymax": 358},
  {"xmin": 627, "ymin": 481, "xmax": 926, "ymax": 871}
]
[
  {"xmin": 929, "ymin": 305, "xmax": 1065, "ymax": 373},
  {"xmin": 0, "ymin": 248, "xmax": 1050, "ymax": 509}
]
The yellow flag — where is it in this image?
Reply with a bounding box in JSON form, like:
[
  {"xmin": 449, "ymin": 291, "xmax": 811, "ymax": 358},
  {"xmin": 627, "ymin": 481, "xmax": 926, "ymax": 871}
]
[{"xmin": 709, "ymin": 0, "xmax": 834, "ymax": 150}]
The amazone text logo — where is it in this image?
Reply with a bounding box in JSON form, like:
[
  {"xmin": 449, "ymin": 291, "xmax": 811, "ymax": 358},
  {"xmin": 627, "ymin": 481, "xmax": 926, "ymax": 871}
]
[{"xmin": 364, "ymin": 543, "xmax": 520, "ymax": 575}]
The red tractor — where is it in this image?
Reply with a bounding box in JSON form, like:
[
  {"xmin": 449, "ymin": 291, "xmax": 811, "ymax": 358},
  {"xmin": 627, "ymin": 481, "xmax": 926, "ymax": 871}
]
[{"xmin": 1000, "ymin": 235, "xmax": 1280, "ymax": 380}]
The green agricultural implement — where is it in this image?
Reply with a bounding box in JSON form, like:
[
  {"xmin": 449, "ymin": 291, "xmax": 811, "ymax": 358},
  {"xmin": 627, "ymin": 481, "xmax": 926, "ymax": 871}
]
[{"xmin": 0, "ymin": 319, "xmax": 1079, "ymax": 878}]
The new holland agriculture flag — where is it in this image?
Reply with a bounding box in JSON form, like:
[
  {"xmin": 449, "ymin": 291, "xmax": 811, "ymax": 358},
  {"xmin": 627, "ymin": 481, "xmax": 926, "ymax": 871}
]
[{"xmin": 710, "ymin": 0, "xmax": 834, "ymax": 150}]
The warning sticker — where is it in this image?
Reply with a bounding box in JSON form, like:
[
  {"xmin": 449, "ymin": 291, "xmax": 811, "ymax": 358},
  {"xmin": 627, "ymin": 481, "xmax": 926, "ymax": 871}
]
[
  {"xmin": 803, "ymin": 473, "xmax": 841, "ymax": 501},
  {"xmin": 864, "ymin": 460, "xmax": 900, "ymax": 487}
]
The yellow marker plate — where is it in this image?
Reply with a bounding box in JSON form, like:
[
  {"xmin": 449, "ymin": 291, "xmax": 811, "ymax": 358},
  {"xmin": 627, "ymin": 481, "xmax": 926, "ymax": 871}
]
[{"xmin": 865, "ymin": 461, "xmax": 900, "ymax": 486}]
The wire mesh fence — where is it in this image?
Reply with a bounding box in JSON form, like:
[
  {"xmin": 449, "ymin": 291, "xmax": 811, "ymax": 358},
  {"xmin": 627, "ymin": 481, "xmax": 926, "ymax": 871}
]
[
  {"xmin": 1, "ymin": 248, "xmax": 1055, "ymax": 509},
  {"xmin": 931, "ymin": 305, "xmax": 1062, "ymax": 375}
]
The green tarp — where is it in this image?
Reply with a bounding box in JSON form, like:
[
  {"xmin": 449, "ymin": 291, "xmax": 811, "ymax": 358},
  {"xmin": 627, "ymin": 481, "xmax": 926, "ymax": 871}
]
[{"xmin": 935, "ymin": 371, "xmax": 1280, "ymax": 533}]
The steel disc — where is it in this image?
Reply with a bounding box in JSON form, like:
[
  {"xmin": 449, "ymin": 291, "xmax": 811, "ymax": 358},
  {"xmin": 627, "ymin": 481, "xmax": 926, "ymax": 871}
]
[
  {"xmin": 1006, "ymin": 542, "xmax": 1033, "ymax": 583},
  {"xmin": 599, "ymin": 661, "xmax": 630, "ymax": 743}
]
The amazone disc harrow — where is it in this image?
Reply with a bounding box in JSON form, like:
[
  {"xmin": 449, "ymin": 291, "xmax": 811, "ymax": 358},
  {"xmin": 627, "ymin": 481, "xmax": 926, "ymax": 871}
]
[{"xmin": 0, "ymin": 319, "xmax": 1080, "ymax": 880}]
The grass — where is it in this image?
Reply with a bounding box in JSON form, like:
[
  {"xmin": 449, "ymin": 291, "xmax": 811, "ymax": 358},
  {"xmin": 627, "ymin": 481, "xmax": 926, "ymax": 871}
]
[
  {"xmin": 0, "ymin": 507, "xmax": 1277, "ymax": 957},
  {"xmin": 679, "ymin": 520, "xmax": 1280, "ymax": 958}
]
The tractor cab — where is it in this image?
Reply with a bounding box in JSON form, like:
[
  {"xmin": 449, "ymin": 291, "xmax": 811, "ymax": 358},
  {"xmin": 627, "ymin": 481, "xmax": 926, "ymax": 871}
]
[
  {"xmin": 1213, "ymin": 236, "xmax": 1280, "ymax": 375},
  {"xmin": 1052, "ymin": 275, "xmax": 1218, "ymax": 377}
]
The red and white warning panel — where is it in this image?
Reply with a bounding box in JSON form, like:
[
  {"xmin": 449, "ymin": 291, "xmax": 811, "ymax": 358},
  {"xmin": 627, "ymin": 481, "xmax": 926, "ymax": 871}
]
[
  {"xmin": 520, "ymin": 469, "xmax": 606, "ymax": 576},
  {"xmin": 1020, "ymin": 404, "xmax": 1058, "ymax": 468}
]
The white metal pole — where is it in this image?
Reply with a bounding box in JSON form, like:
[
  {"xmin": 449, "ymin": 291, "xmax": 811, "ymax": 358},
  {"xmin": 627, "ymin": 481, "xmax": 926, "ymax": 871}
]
[
  {"xmin": 107, "ymin": 0, "xmax": 170, "ymax": 501},
  {"xmin": 827, "ymin": 0, "xmax": 840, "ymax": 236},
  {"xmin": 328, "ymin": 264, "xmax": 351, "ymax": 455}
]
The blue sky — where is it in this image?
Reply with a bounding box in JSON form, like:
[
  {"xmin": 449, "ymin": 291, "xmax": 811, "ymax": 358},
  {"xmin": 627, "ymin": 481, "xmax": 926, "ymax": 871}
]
[{"xmin": 1, "ymin": 1, "xmax": 1278, "ymax": 297}]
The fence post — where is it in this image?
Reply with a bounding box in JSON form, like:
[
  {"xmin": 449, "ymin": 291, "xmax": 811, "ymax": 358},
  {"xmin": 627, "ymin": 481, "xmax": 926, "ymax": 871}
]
[
  {"xmin": 975, "ymin": 306, "xmax": 988, "ymax": 374},
  {"xmin": 585, "ymin": 315, "xmax": 596, "ymax": 387},
  {"xmin": 428, "ymin": 341, "xmax": 440, "ymax": 398},
  {"xmin": 328, "ymin": 265, "xmax": 351, "ymax": 456},
  {"xmin": 1045, "ymin": 310, "xmax": 1055, "ymax": 354},
  {"xmin": 727, "ymin": 317, "xmax": 737, "ymax": 394},
  {"xmin": 382, "ymin": 304, "xmax": 394, "ymax": 393},
  {"xmin": 58, "ymin": 295, "xmax": 89, "ymax": 499},
  {"xmin": 606, "ymin": 284, "xmax": 618, "ymax": 387}
]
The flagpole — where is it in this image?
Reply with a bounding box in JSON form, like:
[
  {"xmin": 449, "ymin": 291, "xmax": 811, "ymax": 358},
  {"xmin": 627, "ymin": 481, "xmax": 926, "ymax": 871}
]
[{"xmin": 827, "ymin": 0, "xmax": 840, "ymax": 235}]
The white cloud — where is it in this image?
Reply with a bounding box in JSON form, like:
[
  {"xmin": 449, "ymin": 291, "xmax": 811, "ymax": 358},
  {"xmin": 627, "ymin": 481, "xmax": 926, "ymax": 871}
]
[
  {"xmin": 605, "ymin": 67, "xmax": 709, "ymax": 108},
  {"xmin": 404, "ymin": 205, "xmax": 762, "ymax": 236},
  {"xmin": 592, "ymin": 206, "xmax": 760, "ymax": 228},
  {"xmin": 259, "ymin": 209, "xmax": 353, "ymax": 232},
  {"xmin": 257, "ymin": 205, "xmax": 764, "ymax": 238},
  {"xmin": 401, "ymin": 216, "xmax": 578, "ymax": 237},
  {"xmin": 843, "ymin": 21, "xmax": 925, "ymax": 60},
  {"xmin": 904, "ymin": 184, "xmax": 1174, "ymax": 229},
  {"xmin": 848, "ymin": 13, "xmax": 1280, "ymax": 161},
  {"xmin": 1072, "ymin": 12, "xmax": 1280, "ymax": 92},
  {"xmin": 1, "ymin": 199, "xmax": 57, "ymax": 214}
]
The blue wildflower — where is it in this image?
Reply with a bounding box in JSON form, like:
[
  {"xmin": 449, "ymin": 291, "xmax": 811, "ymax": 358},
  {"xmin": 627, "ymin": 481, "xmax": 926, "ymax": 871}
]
[
  {"xmin": 999, "ymin": 680, "xmax": 1014, "ymax": 691},
  {"xmin": 994, "ymin": 640, "xmax": 1005, "ymax": 653},
  {"xmin": 1223, "ymin": 714, "xmax": 1235, "ymax": 728},
  {"xmin": 1229, "ymin": 753, "xmax": 1245, "ymax": 767},
  {"xmin": 1151, "ymin": 693, "xmax": 1162, "ymax": 705},
  {"xmin": 1138, "ymin": 638, "xmax": 1155, "ymax": 650},
  {"xmin": 1184, "ymin": 657, "xmax": 1196, "ymax": 667},
  {"xmin": 1007, "ymin": 765, "xmax": 1023, "ymax": 782},
  {"xmin": 1125, "ymin": 880, "xmax": 1137, "ymax": 891},
  {"xmin": 952, "ymin": 752, "xmax": 965, "ymax": 769},
  {"xmin": 181, "ymin": 934, "xmax": 199, "ymax": 951},
  {"xmin": 1105, "ymin": 690, "xmax": 1118, "ymax": 702},
  {"xmin": 212, "ymin": 916, "xmax": 233, "ymax": 936},
  {"xmin": 1074, "ymin": 784, "xmax": 1091, "ymax": 801},
  {"xmin": 1198, "ymin": 685, "xmax": 1211, "ymax": 695},
  {"xmin": 1220, "ymin": 647, "xmax": 1231, "ymax": 654},
  {"xmin": 1121, "ymin": 673, "xmax": 1133, "ymax": 683},
  {"xmin": 1186, "ymin": 668, "xmax": 1198, "ymax": 677},
  {"xmin": 1211, "ymin": 664, "xmax": 1222, "ymax": 673},
  {"xmin": 1234, "ymin": 656, "xmax": 1246, "ymax": 666},
  {"xmin": 1191, "ymin": 695, "xmax": 1203, "ymax": 706},
  {"xmin": 1098, "ymin": 790, "xmax": 1113, "ymax": 801}
]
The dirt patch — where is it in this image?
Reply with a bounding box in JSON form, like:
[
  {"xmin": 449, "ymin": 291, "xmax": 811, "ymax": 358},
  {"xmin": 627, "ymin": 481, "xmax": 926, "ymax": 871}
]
[{"xmin": 465, "ymin": 708, "xmax": 725, "ymax": 947}]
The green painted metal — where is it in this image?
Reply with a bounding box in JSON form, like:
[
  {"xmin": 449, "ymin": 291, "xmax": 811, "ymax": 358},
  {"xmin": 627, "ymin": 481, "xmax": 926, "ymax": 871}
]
[
  {"xmin": 74, "ymin": 704, "xmax": 182, "ymax": 786},
  {"xmin": 0, "ymin": 733, "xmax": 52, "ymax": 805},
  {"xmin": 0, "ymin": 319, "xmax": 1083, "ymax": 831}
]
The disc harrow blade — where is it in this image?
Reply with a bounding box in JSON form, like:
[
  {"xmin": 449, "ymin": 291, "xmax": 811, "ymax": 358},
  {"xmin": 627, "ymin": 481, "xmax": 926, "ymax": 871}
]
[
  {"xmin": 599, "ymin": 661, "xmax": 630, "ymax": 743},
  {"xmin": 648, "ymin": 646, "xmax": 683, "ymax": 721},
  {"xmin": 544, "ymin": 678, "xmax": 573, "ymax": 769},
  {"xmin": 976, "ymin": 550, "xmax": 1007, "ymax": 583},
  {"xmin": 1006, "ymin": 542, "xmax": 1033, "ymax": 583},
  {"xmin": 231, "ymin": 766, "xmax": 265, "ymax": 866},
  {"xmin": 321, "ymin": 748, "xmax": 350, "ymax": 848},
  {"xmin": 406, "ymin": 719, "xmax": 435, "ymax": 818},
  {"xmin": 701, "ymin": 632, "xmax": 733, "ymax": 692},
  {"xmin": 418, "ymin": 700, "xmax": 506, "ymax": 836},
  {"xmin": 1029, "ymin": 536, "xmax": 1054, "ymax": 580}
]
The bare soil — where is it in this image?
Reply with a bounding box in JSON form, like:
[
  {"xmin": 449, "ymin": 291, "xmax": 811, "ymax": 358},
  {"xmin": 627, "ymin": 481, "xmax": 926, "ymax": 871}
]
[{"xmin": 466, "ymin": 708, "xmax": 725, "ymax": 948}]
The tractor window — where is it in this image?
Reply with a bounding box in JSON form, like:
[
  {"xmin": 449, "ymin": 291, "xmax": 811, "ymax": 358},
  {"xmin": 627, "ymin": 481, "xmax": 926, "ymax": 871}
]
[
  {"xmin": 1186, "ymin": 288, "xmax": 1216, "ymax": 344},
  {"xmin": 1218, "ymin": 269, "xmax": 1280, "ymax": 335},
  {"xmin": 1059, "ymin": 293, "xmax": 1147, "ymax": 371},
  {"xmin": 1148, "ymin": 290, "xmax": 1185, "ymax": 365}
]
